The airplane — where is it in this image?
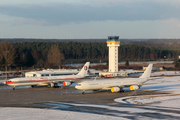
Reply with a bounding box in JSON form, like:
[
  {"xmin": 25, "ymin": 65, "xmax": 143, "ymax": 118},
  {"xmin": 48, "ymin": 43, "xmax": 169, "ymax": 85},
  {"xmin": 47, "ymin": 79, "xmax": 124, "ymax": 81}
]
[
  {"xmin": 75, "ymin": 63, "xmax": 153, "ymax": 94},
  {"xmin": 6, "ymin": 62, "xmax": 90, "ymax": 90}
]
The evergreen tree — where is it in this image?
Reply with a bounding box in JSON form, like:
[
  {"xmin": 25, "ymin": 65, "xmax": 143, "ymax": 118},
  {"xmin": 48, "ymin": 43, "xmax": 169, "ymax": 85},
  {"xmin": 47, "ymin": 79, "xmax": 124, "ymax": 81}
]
[
  {"xmin": 173, "ymin": 59, "xmax": 180, "ymax": 68},
  {"xmin": 125, "ymin": 59, "xmax": 129, "ymax": 66},
  {"xmin": 23, "ymin": 51, "xmax": 35, "ymax": 67},
  {"xmin": 14, "ymin": 48, "xmax": 21, "ymax": 68}
]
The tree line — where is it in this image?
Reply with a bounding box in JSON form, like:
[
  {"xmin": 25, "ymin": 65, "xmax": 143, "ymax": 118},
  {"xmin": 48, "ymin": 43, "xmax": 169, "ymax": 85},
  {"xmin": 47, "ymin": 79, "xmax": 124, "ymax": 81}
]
[{"xmin": 0, "ymin": 41, "xmax": 180, "ymax": 70}]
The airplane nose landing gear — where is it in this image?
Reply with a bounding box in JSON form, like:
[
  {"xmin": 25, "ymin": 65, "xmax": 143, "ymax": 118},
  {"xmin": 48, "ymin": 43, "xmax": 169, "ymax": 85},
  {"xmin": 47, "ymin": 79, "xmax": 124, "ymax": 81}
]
[{"xmin": 82, "ymin": 90, "xmax": 85, "ymax": 94}]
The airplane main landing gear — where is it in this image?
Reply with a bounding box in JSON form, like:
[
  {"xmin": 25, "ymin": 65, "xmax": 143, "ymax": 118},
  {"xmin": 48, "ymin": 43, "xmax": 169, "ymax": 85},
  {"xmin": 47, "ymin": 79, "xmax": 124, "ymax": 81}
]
[
  {"xmin": 31, "ymin": 85, "xmax": 37, "ymax": 88},
  {"xmin": 54, "ymin": 83, "xmax": 59, "ymax": 88},
  {"xmin": 120, "ymin": 90, "xmax": 124, "ymax": 93},
  {"xmin": 120, "ymin": 88, "xmax": 124, "ymax": 93}
]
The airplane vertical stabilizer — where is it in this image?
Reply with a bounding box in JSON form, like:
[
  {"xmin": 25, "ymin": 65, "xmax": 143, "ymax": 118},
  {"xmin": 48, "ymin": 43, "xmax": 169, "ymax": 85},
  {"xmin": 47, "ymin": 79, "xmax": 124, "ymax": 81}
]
[
  {"xmin": 139, "ymin": 64, "xmax": 153, "ymax": 78},
  {"xmin": 77, "ymin": 62, "xmax": 90, "ymax": 77}
]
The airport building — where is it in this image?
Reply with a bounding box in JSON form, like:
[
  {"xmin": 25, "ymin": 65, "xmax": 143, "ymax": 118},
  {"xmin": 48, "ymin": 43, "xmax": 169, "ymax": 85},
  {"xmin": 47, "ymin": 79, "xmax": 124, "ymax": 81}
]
[
  {"xmin": 143, "ymin": 66, "xmax": 164, "ymax": 71},
  {"xmin": 99, "ymin": 71, "xmax": 128, "ymax": 78},
  {"xmin": 99, "ymin": 36, "xmax": 128, "ymax": 77},
  {"xmin": 25, "ymin": 69, "xmax": 79, "ymax": 77}
]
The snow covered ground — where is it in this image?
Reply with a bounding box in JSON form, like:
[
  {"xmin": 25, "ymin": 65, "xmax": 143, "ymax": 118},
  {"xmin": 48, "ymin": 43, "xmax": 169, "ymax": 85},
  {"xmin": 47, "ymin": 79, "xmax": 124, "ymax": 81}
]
[
  {"xmin": 0, "ymin": 107, "xmax": 124, "ymax": 120},
  {"xmin": 115, "ymin": 71, "xmax": 180, "ymax": 108},
  {"xmin": 1, "ymin": 70, "xmax": 180, "ymax": 119}
]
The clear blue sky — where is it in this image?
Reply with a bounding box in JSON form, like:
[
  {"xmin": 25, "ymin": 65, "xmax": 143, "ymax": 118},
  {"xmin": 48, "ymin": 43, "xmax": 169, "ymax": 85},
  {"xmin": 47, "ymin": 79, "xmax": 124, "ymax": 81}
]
[{"xmin": 0, "ymin": 0, "xmax": 180, "ymax": 39}]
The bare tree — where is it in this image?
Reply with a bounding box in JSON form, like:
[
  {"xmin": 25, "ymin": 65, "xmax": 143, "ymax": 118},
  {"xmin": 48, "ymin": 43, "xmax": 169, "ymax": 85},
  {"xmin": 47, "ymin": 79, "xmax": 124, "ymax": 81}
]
[
  {"xmin": 47, "ymin": 44, "xmax": 64, "ymax": 69},
  {"xmin": 0, "ymin": 41, "xmax": 16, "ymax": 83},
  {"xmin": 0, "ymin": 41, "xmax": 16, "ymax": 66}
]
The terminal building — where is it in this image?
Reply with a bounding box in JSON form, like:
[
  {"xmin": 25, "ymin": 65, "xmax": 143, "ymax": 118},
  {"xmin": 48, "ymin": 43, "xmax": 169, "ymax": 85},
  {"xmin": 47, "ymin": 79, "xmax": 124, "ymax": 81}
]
[
  {"xmin": 25, "ymin": 69, "xmax": 79, "ymax": 77},
  {"xmin": 99, "ymin": 36, "xmax": 128, "ymax": 78}
]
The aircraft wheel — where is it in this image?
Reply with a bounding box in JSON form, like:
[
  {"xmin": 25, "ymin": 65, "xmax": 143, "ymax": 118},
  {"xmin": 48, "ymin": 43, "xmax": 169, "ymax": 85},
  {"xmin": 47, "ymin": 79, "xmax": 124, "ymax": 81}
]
[
  {"xmin": 82, "ymin": 90, "xmax": 85, "ymax": 94},
  {"xmin": 31, "ymin": 85, "xmax": 37, "ymax": 88},
  {"xmin": 120, "ymin": 88, "xmax": 124, "ymax": 93},
  {"xmin": 54, "ymin": 83, "xmax": 59, "ymax": 88}
]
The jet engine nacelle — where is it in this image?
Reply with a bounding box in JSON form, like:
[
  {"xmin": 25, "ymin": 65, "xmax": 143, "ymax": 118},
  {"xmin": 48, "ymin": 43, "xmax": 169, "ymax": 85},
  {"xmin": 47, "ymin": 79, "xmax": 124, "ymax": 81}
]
[
  {"xmin": 130, "ymin": 85, "xmax": 139, "ymax": 91},
  {"xmin": 48, "ymin": 83, "xmax": 54, "ymax": 88},
  {"xmin": 111, "ymin": 87, "xmax": 120, "ymax": 93},
  {"xmin": 62, "ymin": 81, "xmax": 71, "ymax": 86}
]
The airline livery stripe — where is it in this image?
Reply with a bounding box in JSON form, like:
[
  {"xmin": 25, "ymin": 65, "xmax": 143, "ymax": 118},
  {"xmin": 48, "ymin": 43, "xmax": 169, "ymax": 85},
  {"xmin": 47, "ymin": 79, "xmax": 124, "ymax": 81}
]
[{"xmin": 6, "ymin": 77, "xmax": 83, "ymax": 85}]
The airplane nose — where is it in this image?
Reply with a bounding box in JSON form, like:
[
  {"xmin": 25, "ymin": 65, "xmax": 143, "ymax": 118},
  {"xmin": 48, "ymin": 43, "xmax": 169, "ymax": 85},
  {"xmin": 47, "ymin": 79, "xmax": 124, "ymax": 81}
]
[
  {"xmin": 75, "ymin": 84, "xmax": 81, "ymax": 89},
  {"xmin": 75, "ymin": 85, "xmax": 78, "ymax": 89}
]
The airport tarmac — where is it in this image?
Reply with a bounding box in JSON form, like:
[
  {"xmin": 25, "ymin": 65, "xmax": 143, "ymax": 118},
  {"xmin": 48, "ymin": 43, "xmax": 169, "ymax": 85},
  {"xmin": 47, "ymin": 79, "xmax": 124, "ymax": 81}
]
[
  {"xmin": 1, "ymin": 84, "xmax": 180, "ymax": 119},
  {"xmin": 0, "ymin": 85, "xmax": 167, "ymax": 108}
]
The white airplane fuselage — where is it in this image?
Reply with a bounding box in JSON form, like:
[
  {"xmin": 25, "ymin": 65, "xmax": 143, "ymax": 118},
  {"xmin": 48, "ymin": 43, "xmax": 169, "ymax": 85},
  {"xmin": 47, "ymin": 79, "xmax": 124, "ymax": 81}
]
[
  {"xmin": 75, "ymin": 78, "xmax": 148, "ymax": 90},
  {"xmin": 7, "ymin": 74, "xmax": 83, "ymax": 87}
]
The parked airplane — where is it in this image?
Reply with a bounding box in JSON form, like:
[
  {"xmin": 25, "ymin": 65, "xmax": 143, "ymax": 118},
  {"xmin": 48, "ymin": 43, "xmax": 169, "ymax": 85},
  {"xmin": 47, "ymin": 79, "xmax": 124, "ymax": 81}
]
[
  {"xmin": 7, "ymin": 62, "xmax": 90, "ymax": 90},
  {"xmin": 75, "ymin": 64, "xmax": 153, "ymax": 94}
]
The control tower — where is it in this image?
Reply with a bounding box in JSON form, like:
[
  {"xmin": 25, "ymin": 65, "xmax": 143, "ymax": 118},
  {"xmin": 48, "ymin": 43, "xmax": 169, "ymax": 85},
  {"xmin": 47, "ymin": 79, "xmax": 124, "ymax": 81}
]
[{"xmin": 106, "ymin": 36, "xmax": 120, "ymax": 72}]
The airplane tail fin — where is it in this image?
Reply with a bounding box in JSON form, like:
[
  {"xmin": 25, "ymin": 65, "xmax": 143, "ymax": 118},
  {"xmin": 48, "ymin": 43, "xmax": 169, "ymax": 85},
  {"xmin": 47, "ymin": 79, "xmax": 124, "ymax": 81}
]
[
  {"xmin": 77, "ymin": 62, "xmax": 90, "ymax": 77},
  {"xmin": 139, "ymin": 64, "xmax": 153, "ymax": 78}
]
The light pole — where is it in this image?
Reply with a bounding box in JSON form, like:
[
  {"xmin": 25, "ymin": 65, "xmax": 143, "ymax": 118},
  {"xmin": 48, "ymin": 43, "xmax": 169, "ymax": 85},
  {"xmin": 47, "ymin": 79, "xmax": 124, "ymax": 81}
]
[
  {"xmin": 3, "ymin": 51, "xmax": 9, "ymax": 88},
  {"xmin": 5, "ymin": 65, "xmax": 7, "ymax": 87}
]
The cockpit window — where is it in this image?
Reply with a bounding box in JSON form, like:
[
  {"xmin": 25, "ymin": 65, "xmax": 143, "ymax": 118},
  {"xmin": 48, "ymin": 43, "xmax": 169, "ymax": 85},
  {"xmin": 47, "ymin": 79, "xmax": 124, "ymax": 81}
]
[{"xmin": 76, "ymin": 84, "xmax": 81, "ymax": 86}]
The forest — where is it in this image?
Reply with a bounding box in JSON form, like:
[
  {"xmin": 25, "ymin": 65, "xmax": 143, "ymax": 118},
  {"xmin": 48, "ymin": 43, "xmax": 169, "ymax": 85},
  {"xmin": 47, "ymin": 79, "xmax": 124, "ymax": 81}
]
[{"xmin": 0, "ymin": 39, "xmax": 180, "ymax": 70}]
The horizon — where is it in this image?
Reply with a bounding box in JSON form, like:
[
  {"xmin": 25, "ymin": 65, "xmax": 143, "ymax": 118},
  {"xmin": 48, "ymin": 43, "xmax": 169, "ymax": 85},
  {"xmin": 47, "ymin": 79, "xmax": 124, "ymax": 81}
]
[{"xmin": 0, "ymin": 38, "xmax": 179, "ymax": 40}]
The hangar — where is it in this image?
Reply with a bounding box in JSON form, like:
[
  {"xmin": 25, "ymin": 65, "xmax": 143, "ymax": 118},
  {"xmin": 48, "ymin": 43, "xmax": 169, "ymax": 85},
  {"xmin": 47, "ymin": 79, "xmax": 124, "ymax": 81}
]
[{"xmin": 25, "ymin": 69, "xmax": 79, "ymax": 77}]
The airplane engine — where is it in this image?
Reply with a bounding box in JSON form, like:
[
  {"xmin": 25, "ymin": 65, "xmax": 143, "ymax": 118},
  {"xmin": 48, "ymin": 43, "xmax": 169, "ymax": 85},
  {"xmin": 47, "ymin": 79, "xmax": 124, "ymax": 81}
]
[
  {"xmin": 130, "ymin": 85, "xmax": 139, "ymax": 91},
  {"xmin": 111, "ymin": 87, "xmax": 120, "ymax": 93},
  {"xmin": 48, "ymin": 83, "xmax": 54, "ymax": 88},
  {"xmin": 62, "ymin": 81, "xmax": 71, "ymax": 86}
]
